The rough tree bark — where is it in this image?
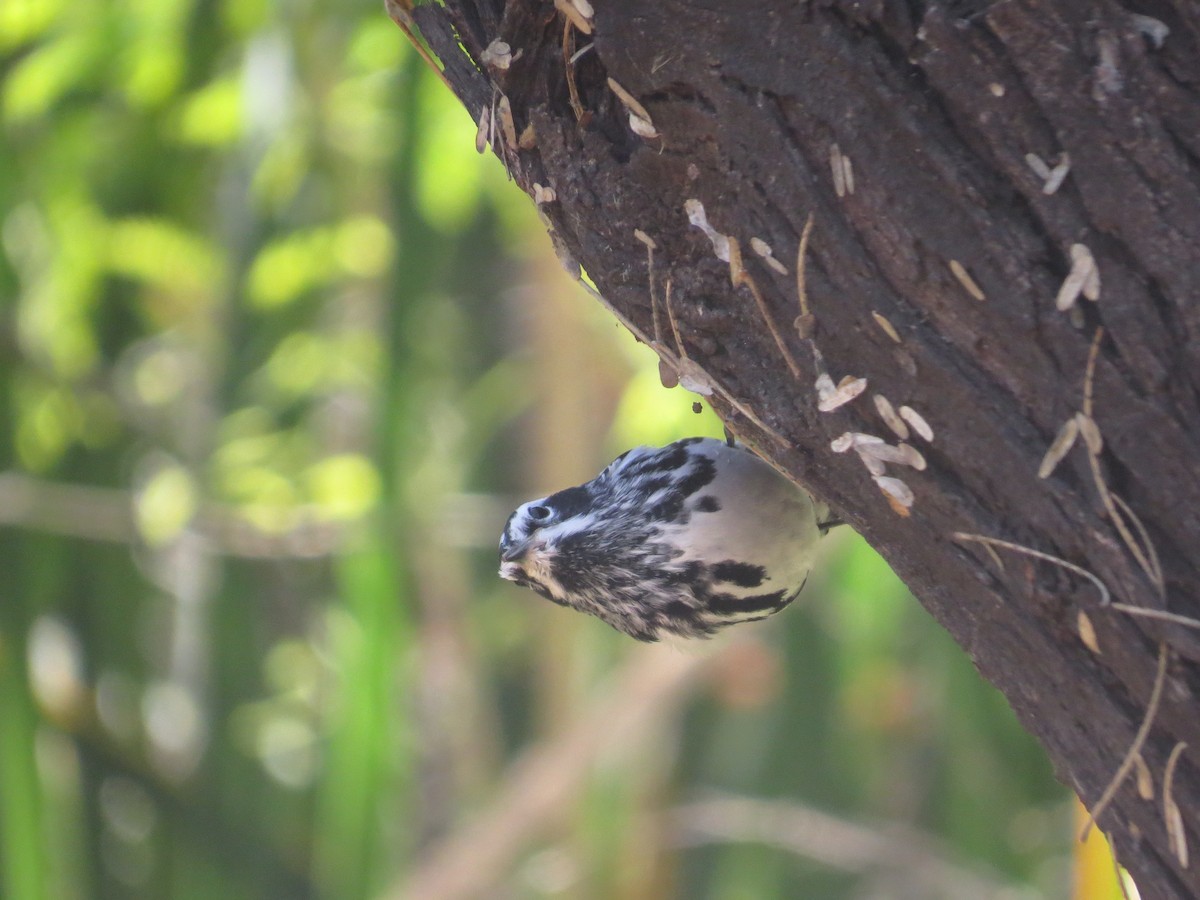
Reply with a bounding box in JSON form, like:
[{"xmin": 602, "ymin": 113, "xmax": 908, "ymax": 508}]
[{"xmin": 392, "ymin": 0, "xmax": 1200, "ymax": 895}]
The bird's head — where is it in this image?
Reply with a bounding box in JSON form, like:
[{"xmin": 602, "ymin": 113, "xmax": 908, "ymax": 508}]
[{"xmin": 498, "ymin": 485, "xmax": 593, "ymax": 605}]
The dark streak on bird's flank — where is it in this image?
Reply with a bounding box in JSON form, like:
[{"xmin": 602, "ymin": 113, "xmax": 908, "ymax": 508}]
[
  {"xmin": 711, "ymin": 560, "xmax": 766, "ymax": 587},
  {"xmin": 664, "ymin": 599, "xmax": 699, "ymax": 625},
  {"xmin": 707, "ymin": 588, "xmax": 789, "ymax": 615},
  {"xmin": 638, "ymin": 475, "xmax": 674, "ymax": 496},
  {"xmin": 648, "ymin": 496, "xmax": 685, "ymax": 524},
  {"xmin": 632, "ymin": 445, "xmax": 687, "ymax": 475},
  {"xmin": 675, "ymin": 456, "xmax": 717, "ymax": 499},
  {"xmin": 647, "ymin": 456, "xmax": 718, "ymax": 522},
  {"xmin": 694, "ymin": 495, "xmax": 721, "ymax": 512}
]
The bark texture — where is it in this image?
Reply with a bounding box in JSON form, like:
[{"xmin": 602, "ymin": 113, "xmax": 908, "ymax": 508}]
[{"xmin": 396, "ymin": 0, "xmax": 1200, "ymax": 894}]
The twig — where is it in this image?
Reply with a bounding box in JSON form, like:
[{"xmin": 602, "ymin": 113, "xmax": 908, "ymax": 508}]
[
  {"xmin": 1110, "ymin": 839, "xmax": 1135, "ymax": 900},
  {"xmin": 1163, "ymin": 741, "xmax": 1189, "ymax": 868},
  {"xmin": 663, "ymin": 278, "xmax": 684, "ymax": 352},
  {"xmin": 575, "ymin": 273, "xmax": 789, "ymax": 446},
  {"xmin": 575, "ymin": 275, "xmax": 655, "ymax": 346},
  {"xmin": 672, "ymin": 792, "xmax": 1014, "ymax": 896},
  {"xmin": 0, "ymin": 472, "xmax": 346, "ymax": 558},
  {"xmin": 634, "ymin": 230, "xmax": 661, "ymax": 343},
  {"xmin": 387, "ymin": 643, "xmax": 731, "ymax": 900},
  {"xmin": 1039, "ymin": 328, "xmax": 1161, "ymax": 610},
  {"xmin": 659, "ymin": 281, "xmax": 789, "ymax": 444},
  {"xmin": 1077, "ymin": 327, "xmax": 1161, "ymax": 592},
  {"xmin": 1110, "ymin": 491, "xmax": 1165, "ymax": 598},
  {"xmin": 728, "ymin": 237, "xmax": 802, "ymax": 379},
  {"xmin": 795, "ymin": 213, "xmax": 815, "ymax": 322},
  {"xmin": 562, "ymin": 19, "xmax": 586, "ymax": 122},
  {"xmin": 384, "ymin": 0, "xmax": 454, "ymax": 94},
  {"xmin": 1110, "ymin": 605, "xmax": 1200, "ymax": 631},
  {"xmin": 1082, "ymin": 327, "xmax": 1103, "ymax": 419},
  {"xmin": 1085, "ymin": 450, "xmax": 1158, "ymax": 593},
  {"xmin": 1080, "ymin": 642, "xmax": 1170, "ymax": 840},
  {"xmin": 951, "ymin": 532, "xmax": 1110, "ymax": 605}
]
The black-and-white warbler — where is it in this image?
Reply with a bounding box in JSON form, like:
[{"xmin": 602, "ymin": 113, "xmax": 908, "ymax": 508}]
[{"xmin": 499, "ymin": 436, "xmax": 834, "ymax": 641}]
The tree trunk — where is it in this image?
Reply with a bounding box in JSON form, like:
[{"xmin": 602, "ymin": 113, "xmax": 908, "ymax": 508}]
[{"xmin": 395, "ymin": 0, "xmax": 1200, "ymax": 894}]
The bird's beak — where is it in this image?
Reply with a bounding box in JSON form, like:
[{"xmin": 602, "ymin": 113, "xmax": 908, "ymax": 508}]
[{"xmin": 499, "ymin": 539, "xmax": 530, "ymax": 563}]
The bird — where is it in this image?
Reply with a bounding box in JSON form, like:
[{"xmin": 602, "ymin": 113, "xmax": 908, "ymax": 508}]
[{"xmin": 498, "ymin": 436, "xmax": 835, "ymax": 642}]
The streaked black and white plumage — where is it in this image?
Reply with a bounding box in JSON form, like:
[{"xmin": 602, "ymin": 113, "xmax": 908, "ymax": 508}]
[{"xmin": 499, "ymin": 437, "xmax": 833, "ymax": 642}]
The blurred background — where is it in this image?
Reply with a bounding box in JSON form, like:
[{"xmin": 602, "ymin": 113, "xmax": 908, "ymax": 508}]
[{"xmin": 0, "ymin": 1, "xmax": 1124, "ymax": 897}]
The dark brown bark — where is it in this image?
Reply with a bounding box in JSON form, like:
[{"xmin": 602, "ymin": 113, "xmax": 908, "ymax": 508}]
[{"xmin": 396, "ymin": 0, "xmax": 1200, "ymax": 894}]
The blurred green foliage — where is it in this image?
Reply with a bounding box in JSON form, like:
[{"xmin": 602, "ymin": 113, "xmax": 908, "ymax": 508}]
[{"xmin": 0, "ymin": 1, "xmax": 1087, "ymax": 898}]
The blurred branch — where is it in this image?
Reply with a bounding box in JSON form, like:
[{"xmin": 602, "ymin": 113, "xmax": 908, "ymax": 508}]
[
  {"xmin": 386, "ymin": 640, "xmax": 734, "ymax": 900},
  {"xmin": 671, "ymin": 793, "xmax": 1018, "ymax": 898},
  {"xmin": 0, "ymin": 472, "xmax": 528, "ymax": 555},
  {"xmin": 0, "ymin": 471, "xmax": 345, "ymax": 558},
  {"xmin": 39, "ymin": 697, "xmax": 316, "ymax": 899},
  {"xmin": 0, "ymin": 471, "xmax": 138, "ymax": 544}
]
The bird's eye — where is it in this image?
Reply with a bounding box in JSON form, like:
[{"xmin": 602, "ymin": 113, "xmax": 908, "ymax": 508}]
[{"xmin": 528, "ymin": 505, "xmax": 552, "ymax": 522}]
